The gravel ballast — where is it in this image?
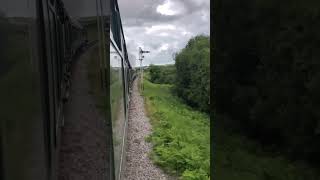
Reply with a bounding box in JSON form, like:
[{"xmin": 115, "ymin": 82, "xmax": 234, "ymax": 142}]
[{"xmin": 123, "ymin": 79, "xmax": 175, "ymax": 180}]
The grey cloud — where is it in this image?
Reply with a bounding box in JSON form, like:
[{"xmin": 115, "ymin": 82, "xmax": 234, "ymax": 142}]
[{"xmin": 118, "ymin": 0, "xmax": 210, "ymax": 66}]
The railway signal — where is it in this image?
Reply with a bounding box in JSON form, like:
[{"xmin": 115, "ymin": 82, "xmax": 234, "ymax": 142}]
[{"xmin": 138, "ymin": 47, "xmax": 150, "ymax": 91}]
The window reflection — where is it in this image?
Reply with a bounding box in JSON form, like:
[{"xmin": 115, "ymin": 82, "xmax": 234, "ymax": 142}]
[{"xmin": 110, "ymin": 43, "xmax": 126, "ymax": 179}]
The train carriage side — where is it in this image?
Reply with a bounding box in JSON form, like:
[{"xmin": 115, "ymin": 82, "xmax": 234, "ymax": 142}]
[
  {"xmin": 1, "ymin": 0, "xmax": 108, "ymax": 179},
  {"xmin": 110, "ymin": 0, "xmax": 134, "ymax": 179},
  {"xmin": 1, "ymin": 0, "xmax": 134, "ymax": 179}
]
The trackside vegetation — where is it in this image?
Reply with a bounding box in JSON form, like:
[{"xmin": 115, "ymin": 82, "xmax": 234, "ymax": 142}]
[
  {"xmin": 147, "ymin": 35, "xmax": 210, "ymax": 113},
  {"xmin": 148, "ymin": 64, "xmax": 176, "ymax": 84},
  {"xmin": 145, "ymin": 59, "xmax": 320, "ymax": 179},
  {"xmin": 142, "ymin": 78, "xmax": 210, "ymax": 180},
  {"xmin": 174, "ymin": 35, "xmax": 210, "ymax": 113},
  {"xmin": 142, "ymin": 35, "xmax": 210, "ymax": 179}
]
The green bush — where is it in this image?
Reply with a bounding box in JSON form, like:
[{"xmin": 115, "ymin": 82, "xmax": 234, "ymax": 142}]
[
  {"xmin": 174, "ymin": 35, "xmax": 210, "ymax": 112},
  {"xmin": 148, "ymin": 64, "xmax": 176, "ymax": 84}
]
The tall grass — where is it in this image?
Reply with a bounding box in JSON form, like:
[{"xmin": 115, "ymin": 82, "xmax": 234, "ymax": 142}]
[{"xmin": 143, "ymin": 79, "xmax": 210, "ymax": 180}]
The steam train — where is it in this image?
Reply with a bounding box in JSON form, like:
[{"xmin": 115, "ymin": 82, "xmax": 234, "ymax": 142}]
[{"xmin": 1, "ymin": 0, "xmax": 134, "ymax": 179}]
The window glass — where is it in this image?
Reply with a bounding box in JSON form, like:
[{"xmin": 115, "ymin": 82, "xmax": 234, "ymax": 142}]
[
  {"xmin": 0, "ymin": 0, "xmax": 48, "ymax": 178},
  {"xmin": 110, "ymin": 43, "xmax": 126, "ymax": 179}
]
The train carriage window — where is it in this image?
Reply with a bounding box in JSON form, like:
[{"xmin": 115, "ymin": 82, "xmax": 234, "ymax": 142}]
[
  {"xmin": 121, "ymin": 59, "xmax": 127, "ymax": 114},
  {"xmin": 0, "ymin": 0, "xmax": 49, "ymax": 178},
  {"xmin": 110, "ymin": 0, "xmax": 122, "ymax": 49},
  {"xmin": 110, "ymin": 42, "xmax": 126, "ymax": 179}
]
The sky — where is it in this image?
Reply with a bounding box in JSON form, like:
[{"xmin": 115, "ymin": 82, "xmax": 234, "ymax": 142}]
[{"xmin": 118, "ymin": 0, "xmax": 210, "ymax": 67}]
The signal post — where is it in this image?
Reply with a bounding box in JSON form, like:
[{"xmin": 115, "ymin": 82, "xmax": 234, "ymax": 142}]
[{"xmin": 138, "ymin": 47, "xmax": 150, "ymax": 91}]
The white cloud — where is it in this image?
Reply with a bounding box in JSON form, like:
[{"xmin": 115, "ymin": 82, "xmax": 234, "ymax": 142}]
[
  {"xmin": 156, "ymin": 0, "xmax": 177, "ymax": 15},
  {"xmin": 156, "ymin": 0, "xmax": 187, "ymax": 16},
  {"xmin": 158, "ymin": 43, "xmax": 169, "ymax": 51}
]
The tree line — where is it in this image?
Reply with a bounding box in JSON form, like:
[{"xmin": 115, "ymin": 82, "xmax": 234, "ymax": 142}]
[
  {"xmin": 148, "ymin": 35, "xmax": 210, "ymax": 113},
  {"xmin": 148, "ymin": 64, "xmax": 176, "ymax": 84}
]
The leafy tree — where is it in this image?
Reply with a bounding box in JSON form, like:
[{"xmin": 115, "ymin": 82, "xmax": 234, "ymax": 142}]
[
  {"xmin": 175, "ymin": 35, "xmax": 210, "ymax": 112},
  {"xmin": 149, "ymin": 64, "xmax": 161, "ymax": 83},
  {"xmin": 148, "ymin": 64, "xmax": 176, "ymax": 84}
]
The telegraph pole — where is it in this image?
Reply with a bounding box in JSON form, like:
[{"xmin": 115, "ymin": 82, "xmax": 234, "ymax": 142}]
[{"xmin": 139, "ymin": 47, "xmax": 150, "ymax": 91}]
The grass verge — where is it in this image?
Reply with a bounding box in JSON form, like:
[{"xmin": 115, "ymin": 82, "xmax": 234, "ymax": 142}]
[
  {"xmin": 142, "ymin": 76, "xmax": 320, "ymax": 180},
  {"xmin": 142, "ymin": 79, "xmax": 210, "ymax": 180}
]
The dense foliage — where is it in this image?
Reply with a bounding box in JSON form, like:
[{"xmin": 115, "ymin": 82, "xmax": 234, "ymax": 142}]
[
  {"xmin": 175, "ymin": 35, "xmax": 210, "ymax": 112},
  {"xmin": 143, "ymin": 79, "xmax": 210, "ymax": 180},
  {"xmin": 148, "ymin": 64, "xmax": 176, "ymax": 84},
  {"xmin": 213, "ymin": 0, "xmax": 320, "ymax": 165}
]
